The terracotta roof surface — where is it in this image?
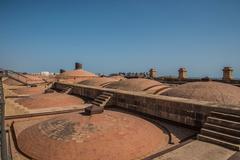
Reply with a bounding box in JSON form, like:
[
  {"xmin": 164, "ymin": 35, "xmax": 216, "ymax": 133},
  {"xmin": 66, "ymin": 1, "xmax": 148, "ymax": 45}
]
[
  {"xmin": 109, "ymin": 75, "xmax": 126, "ymax": 81},
  {"xmin": 78, "ymin": 77, "xmax": 118, "ymax": 87},
  {"xmin": 106, "ymin": 78, "xmax": 169, "ymax": 94},
  {"xmin": 13, "ymin": 86, "xmax": 46, "ymax": 95},
  {"xmin": 15, "ymin": 92, "xmax": 85, "ymax": 109},
  {"xmin": 17, "ymin": 110, "xmax": 168, "ymax": 160},
  {"xmin": 161, "ymin": 81, "xmax": 240, "ymax": 106},
  {"xmin": 24, "ymin": 74, "xmax": 44, "ymax": 81}
]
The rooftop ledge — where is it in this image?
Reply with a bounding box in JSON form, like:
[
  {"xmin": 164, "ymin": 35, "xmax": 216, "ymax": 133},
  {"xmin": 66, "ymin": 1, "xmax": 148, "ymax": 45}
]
[{"xmin": 54, "ymin": 82, "xmax": 240, "ymax": 115}]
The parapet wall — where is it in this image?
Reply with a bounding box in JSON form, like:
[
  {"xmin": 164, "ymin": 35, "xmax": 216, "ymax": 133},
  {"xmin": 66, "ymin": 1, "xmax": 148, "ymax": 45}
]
[
  {"xmin": 155, "ymin": 77, "xmax": 240, "ymax": 87},
  {"xmin": 53, "ymin": 82, "xmax": 240, "ymax": 128}
]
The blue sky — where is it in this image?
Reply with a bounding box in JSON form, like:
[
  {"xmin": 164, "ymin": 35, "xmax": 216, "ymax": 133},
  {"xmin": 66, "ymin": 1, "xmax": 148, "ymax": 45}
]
[{"xmin": 0, "ymin": 0, "xmax": 240, "ymax": 78}]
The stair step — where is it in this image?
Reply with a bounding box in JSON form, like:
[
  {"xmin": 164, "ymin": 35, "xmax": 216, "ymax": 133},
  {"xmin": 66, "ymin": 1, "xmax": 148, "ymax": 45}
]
[
  {"xmin": 97, "ymin": 96, "xmax": 108, "ymax": 101},
  {"xmin": 198, "ymin": 134, "xmax": 240, "ymax": 151},
  {"xmin": 98, "ymin": 95, "xmax": 110, "ymax": 99},
  {"xmin": 91, "ymin": 93, "xmax": 113, "ymax": 107},
  {"xmin": 94, "ymin": 98, "xmax": 105, "ymax": 104},
  {"xmin": 201, "ymin": 128, "xmax": 240, "ymax": 144},
  {"xmin": 92, "ymin": 101, "xmax": 101, "ymax": 106},
  {"xmin": 207, "ymin": 117, "xmax": 240, "ymax": 130},
  {"xmin": 95, "ymin": 97, "xmax": 106, "ymax": 101},
  {"xmin": 204, "ymin": 123, "xmax": 240, "ymax": 137},
  {"xmin": 211, "ymin": 111, "xmax": 240, "ymax": 122}
]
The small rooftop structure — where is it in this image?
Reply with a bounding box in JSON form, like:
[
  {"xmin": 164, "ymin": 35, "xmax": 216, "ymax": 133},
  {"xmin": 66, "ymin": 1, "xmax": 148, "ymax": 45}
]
[
  {"xmin": 178, "ymin": 68, "xmax": 187, "ymax": 80},
  {"xmin": 75, "ymin": 62, "xmax": 82, "ymax": 70},
  {"xmin": 222, "ymin": 67, "xmax": 233, "ymax": 82},
  {"xmin": 59, "ymin": 69, "xmax": 66, "ymax": 73},
  {"xmin": 149, "ymin": 68, "xmax": 158, "ymax": 78}
]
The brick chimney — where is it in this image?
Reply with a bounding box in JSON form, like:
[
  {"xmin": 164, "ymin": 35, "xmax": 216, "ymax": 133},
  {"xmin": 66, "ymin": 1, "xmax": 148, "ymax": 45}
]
[
  {"xmin": 222, "ymin": 67, "xmax": 233, "ymax": 81},
  {"xmin": 59, "ymin": 69, "xmax": 66, "ymax": 73},
  {"xmin": 178, "ymin": 68, "xmax": 187, "ymax": 80},
  {"xmin": 149, "ymin": 68, "xmax": 157, "ymax": 78},
  {"xmin": 75, "ymin": 62, "xmax": 82, "ymax": 70}
]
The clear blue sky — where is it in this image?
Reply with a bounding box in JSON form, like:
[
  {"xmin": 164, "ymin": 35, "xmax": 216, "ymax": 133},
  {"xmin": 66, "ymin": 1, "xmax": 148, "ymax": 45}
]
[{"xmin": 0, "ymin": 0, "xmax": 240, "ymax": 78}]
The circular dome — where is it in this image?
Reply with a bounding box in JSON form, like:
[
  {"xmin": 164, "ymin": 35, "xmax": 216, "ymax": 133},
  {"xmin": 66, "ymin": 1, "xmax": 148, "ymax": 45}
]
[
  {"xmin": 15, "ymin": 93, "xmax": 85, "ymax": 109},
  {"xmin": 161, "ymin": 81, "xmax": 240, "ymax": 106},
  {"xmin": 106, "ymin": 78, "xmax": 169, "ymax": 94},
  {"xmin": 17, "ymin": 110, "xmax": 168, "ymax": 160},
  {"xmin": 109, "ymin": 75, "xmax": 126, "ymax": 81},
  {"xmin": 57, "ymin": 69, "xmax": 97, "ymax": 78},
  {"xmin": 79, "ymin": 77, "xmax": 118, "ymax": 87}
]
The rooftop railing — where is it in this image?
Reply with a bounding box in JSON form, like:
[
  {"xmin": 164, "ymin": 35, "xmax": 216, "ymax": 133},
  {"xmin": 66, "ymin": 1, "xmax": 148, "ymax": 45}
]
[
  {"xmin": 0, "ymin": 76, "xmax": 11, "ymax": 160},
  {"xmin": 5, "ymin": 70, "xmax": 28, "ymax": 85}
]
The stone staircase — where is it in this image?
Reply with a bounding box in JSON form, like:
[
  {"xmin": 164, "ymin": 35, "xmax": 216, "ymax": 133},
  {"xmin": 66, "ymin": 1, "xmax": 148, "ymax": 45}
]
[
  {"xmin": 198, "ymin": 111, "xmax": 240, "ymax": 151},
  {"xmin": 85, "ymin": 92, "xmax": 113, "ymax": 115},
  {"xmin": 92, "ymin": 92, "xmax": 113, "ymax": 107}
]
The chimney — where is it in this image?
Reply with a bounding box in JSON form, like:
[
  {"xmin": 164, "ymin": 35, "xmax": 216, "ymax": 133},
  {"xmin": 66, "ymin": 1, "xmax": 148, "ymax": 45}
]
[
  {"xmin": 222, "ymin": 67, "xmax": 233, "ymax": 82},
  {"xmin": 201, "ymin": 76, "xmax": 211, "ymax": 82},
  {"xmin": 149, "ymin": 68, "xmax": 157, "ymax": 78},
  {"xmin": 60, "ymin": 69, "xmax": 66, "ymax": 73},
  {"xmin": 75, "ymin": 62, "xmax": 82, "ymax": 70},
  {"xmin": 178, "ymin": 68, "xmax": 187, "ymax": 80}
]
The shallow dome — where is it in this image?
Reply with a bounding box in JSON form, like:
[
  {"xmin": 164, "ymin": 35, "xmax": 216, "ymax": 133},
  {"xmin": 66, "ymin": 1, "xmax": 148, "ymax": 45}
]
[
  {"xmin": 17, "ymin": 110, "xmax": 168, "ymax": 160},
  {"xmin": 161, "ymin": 81, "xmax": 240, "ymax": 106},
  {"xmin": 78, "ymin": 77, "xmax": 118, "ymax": 87},
  {"xmin": 57, "ymin": 69, "xmax": 97, "ymax": 78},
  {"xmin": 106, "ymin": 78, "xmax": 169, "ymax": 94},
  {"xmin": 109, "ymin": 75, "xmax": 126, "ymax": 81}
]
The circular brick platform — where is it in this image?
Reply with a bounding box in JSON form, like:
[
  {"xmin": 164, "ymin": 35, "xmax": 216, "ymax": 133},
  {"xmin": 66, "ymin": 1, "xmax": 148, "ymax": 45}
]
[{"xmin": 16, "ymin": 110, "xmax": 168, "ymax": 160}]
